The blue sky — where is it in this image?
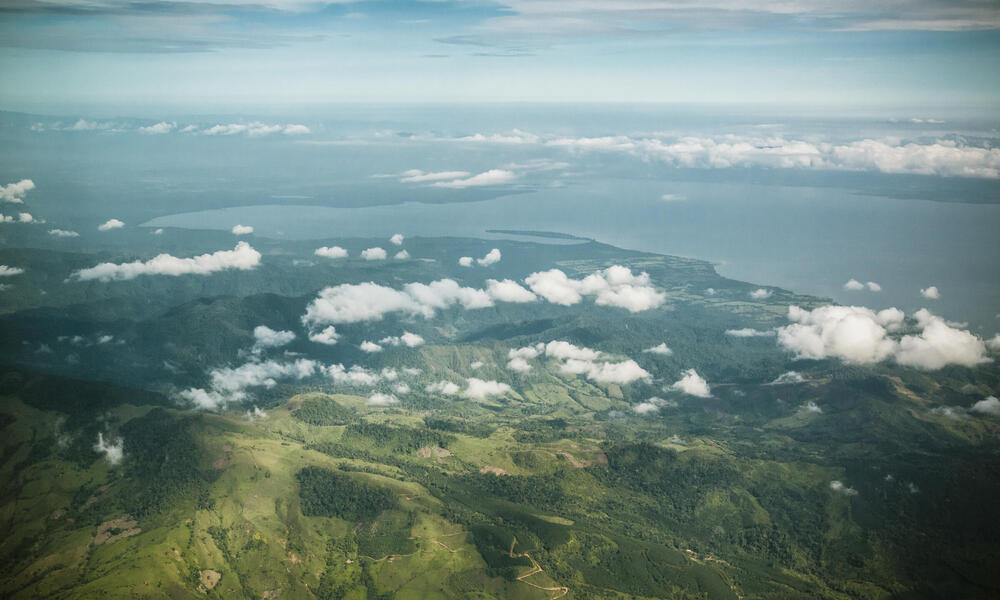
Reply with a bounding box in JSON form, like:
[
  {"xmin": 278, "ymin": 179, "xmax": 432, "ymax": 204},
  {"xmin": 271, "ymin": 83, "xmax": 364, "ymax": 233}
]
[{"xmin": 1, "ymin": 0, "xmax": 999, "ymax": 112}]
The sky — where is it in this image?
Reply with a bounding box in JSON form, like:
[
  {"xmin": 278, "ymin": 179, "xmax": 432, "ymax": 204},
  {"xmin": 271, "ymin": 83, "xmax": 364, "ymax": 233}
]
[{"xmin": 1, "ymin": 0, "xmax": 999, "ymax": 113}]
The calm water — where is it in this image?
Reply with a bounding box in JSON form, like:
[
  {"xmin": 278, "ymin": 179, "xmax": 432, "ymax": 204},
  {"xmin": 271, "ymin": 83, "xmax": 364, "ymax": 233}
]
[{"xmin": 146, "ymin": 178, "xmax": 1000, "ymax": 334}]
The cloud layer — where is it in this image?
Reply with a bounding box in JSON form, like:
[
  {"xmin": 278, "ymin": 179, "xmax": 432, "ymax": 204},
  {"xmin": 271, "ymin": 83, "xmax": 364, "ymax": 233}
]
[{"xmin": 71, "ymin": 242, "xmax": 261, "ymax": 282}]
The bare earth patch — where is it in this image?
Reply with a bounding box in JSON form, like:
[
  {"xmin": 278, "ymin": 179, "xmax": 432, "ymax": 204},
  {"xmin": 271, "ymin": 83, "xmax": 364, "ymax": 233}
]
[
  {"xmin": 198, "ymin": 569, "xmax": 221, "ymax": 593},
  {"xmin": 417, "ymin": 446, "xmax": 452, "ymax": 460},
  {"xmin": 212, "ymin": 457, "xmax": 230, "ymax": 470},
  {"xmin": 94, "ymin": 516, "xmax": 140, "ymax": 545},
  {"xmin": 480, "ymin": 466, "xmax": 509, "ymax": 476}
]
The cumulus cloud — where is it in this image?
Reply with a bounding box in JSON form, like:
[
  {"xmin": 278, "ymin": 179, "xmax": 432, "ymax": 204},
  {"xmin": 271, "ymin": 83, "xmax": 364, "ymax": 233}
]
[
  {"xmin": 507, "ymin": 345, "xmax": 543, "ymax": 373},
  {"xmin": 395, "ymin": 250, "xmax": 410, "ymax": 260},
  {"xmin": 94, "ymin": 433, "xmax": 124, "ymax": 465},
  {"xmin": 799, "ymin": 400, "xmax": 823, "ymax": 413},
  {"xmin": 843, "ymin": 279, "xmax": 864, "ymax": 291},
  {"xmin": 315, "ymin": 246, "xmax": 348, "ymax": 259},
  {"xmin": 894, "ymin": 309, "xmax": 990, "ymax": 369},
  {"xmin": 139, "ymin": 121, "xmax": 175, "ymax": 134},
  {"xmin": 403, "ymin": 279, "xmax": 494, "ymax": 311},
  {"xmin": 179, "ymin": 358, "xmax": 318, "ymax": 410},
  {"xmin": 71, "ymin": 242, "xmax": 261, "ymax": 282},
  {"xmin": 399, "ymin": 169, "xmax": 471, "ymax": 183},
  {"xmin": 632, "ymin": 396, "xmax": 677, "ymax": 415},
  {"xmin": 750, "ymin": 288, "xmax": 772, "ymax": 300},
  {"xmin": 367, "ymin": 392, "xmax": 399, "ymax": 406},
  {"xmin": 988, "ymin": 335, "xmax": 1000, "ymax": 351},
  {"xmin": 393, "ymin": 383, "xmax": 411, "ymax": 394},
  {"xmin": 477, "ymin": 248, "xmax": 502, "ymax": 266},
  {"xmin": 470, "ymin": 360, "xmax": 485, "ymax": 369},
  {"xmin": 48, "ymin": 228, "xmax": 79, "ymax": 237},
  {"xmin": 830, "ymin": 481, "xmax": 858, "ymax": 496},
  {"xmin": 98, "ymin": 218, "xmax": 124, "ymax": 231},
  {"xmin": 463, "ymin": 378, "xmax": 512, "ymax": 399},
  {"xmin": 486, "ymin": 279, "xmax": 537, "ymax": 302},
  {"xmin": 643, "ymin": 343, "xmax": 673, "ymax": 355},
  {"xmin": 308, "ymin": 326, "xmax": 340, "ymax": 345},
  {"xmin": 328, "ymin": 363, "xmax": 380, "ymax": 386},
  {"xmin": 507, "ymin": 357, "xmax": 533, "ymax": 373},
  {"xmin": 390, "ymin": 233, "xmax": 404, "ymax": 245},
  {"xmin": 866, "ymin": 282, "xmax": 882, "ymax": 292},
  {"xmin": 431, "ymin": 169, "xmax": 517, "ymax": 188},
  {"xmin": 458, "ymin": 256, "xmax": 474, "ymax": 267},
  {"xmin": 970, "ymin": 396, "xmax": 1000, "ymax": 417},
  {"xmin": 380, "ymin": 331, "xmax": 425, "ymax": 347},
  {"xmin": 252, "ymin": 325, "xmax": 295, "ymax": 353},
  {"xmin": 0, "ymin": 179, "xmax": 35, "ymax": 203},
  {"xmin": 920, "ymin": 286, "xmax": 940, "ymax": 299},
  {"xmin": 361, "ymin": 247, "xmax": 387, "ymax": 260},
  {"xmin": 232, "ymin": 224, "xmax": 254, "ymax": 235},
  {"xmin": 561, "ymin": 357, "xmax": 651, "ymax": 384},
  {"xmin": 525, "ymin": 265, "xmax": 665, "ymax": 312},
  {"xmin": 360, "ymin": 341, "xmax": 383, "ymax": 353},
  {"xmin": 545, "ymin": 340, "xmax": 602, "ymax": 362},
  {"xmin": 772, "ymin": 371, "xmax": 805, "ymax": 384},
  {"xmin": 0, "ymin": 265, "xmax": 25, "ymax": 277},
  {"xmin": 426, "ymin": 380, "xmax": 461, "ymax": 395},
  {"xmin": 203, "ymin": 122, "xmax": 310, "ymax": 136},
  {"xmin": 726, "ymin": 328, "xmax": 775, "ymax": 338},
  {"xmin": 670, "ymin": 369, "xmax": 712, "ymax": 397}
]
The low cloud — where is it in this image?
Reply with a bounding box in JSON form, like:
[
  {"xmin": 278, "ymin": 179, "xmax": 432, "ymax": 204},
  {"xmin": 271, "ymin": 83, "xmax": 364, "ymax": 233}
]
[
  {"xmin": 399, "ymin": 169, "xmax": 471, "ymax": 183},
  {"xmin": 726, "ymin": 328, "xmax": 775, "ymax": 337},
  {"xmin": 525, "ymin": 265, "xmax": 665, "ymax": 312},
  {"xmin": 633, "ymin": 396, "xmax": 677, "ymax": 415},
  {"xmin": 232, "ymin": 224, "xmax": 254, "ymax": 235},
  {"xmin": 458, "ymin": 256, "xmax": 473, "ymax": 267},
  {"xmin": 750, "ymin": 288, "xmax": 772, "ymax": 300},
  {"xmin": 48, "ymin": 228, "xmax": 79, "ymax": 237},
  {"xmin": 361, "ymin": 247, "xmax": 387, "ymax": 260},
  {"xmin": 426, "ymin": 380, "xmax": 461, "ymax": 395},
  {"xmin": 643, "ymin": 343, "xmax": 673, "ymax": 355},
  {"xmin": 139, "ymin": 121, "xmax": 175, "ymax": 134},
  {"xmin": 380, "ymin": 331, "xmax": 425, "ymax": 347},
  {"xmin": 0, "ymin": 265, "xmax": 25, "ymax": 277},
  {"xmin": 308, "ymin": 326, "xmax": 340, "ymax": 345},
  {"xmin": 71, "ymin": 242, "xmax": 261, "ymax": 282},
  {"xmin": 669, "ymin": 369, "xmax": 711, "ymax": 397},
  {"xmin": 920, "ymin": 286, "xmax": 940, "ymax": 299},
  {"xmin": 486, "ymin": 279, "xmax": 537, "ymax": 302},
  {"xmin": 895, "ymin": 309, "xmax": 991, "ymax": 369},
  {"xmin": 970, "ymin": 396, "xmax": 1000, "ymax": 417},
  {"xmin": 0, "ymin": 179, "xmax": 35, "ymax": 203},
  {"xmin": 507, "ymin": 344, "xmax": 543, "ymax": 373},
  {"xmin": 179, "ymin": 358, "xmax": 318, "ymax": 410},
  {"xmin": 94, "ymin": 433, "xmax": 124, "ymax": 465},
  {"xmin": 367, "ymin": 392, "xmax": 399, "ymax": 406},
  {"xmin": 394, "ymin": 250, "xmax": 410, "ymax": 260},
  {"xmin": 252, "ymin": 325, "xmax": 295, "ymax": 353},
  {"xmin": 431, "ymin": 169, "xmax": 517, "ymax": 188},
  {"xmin": 772, "ymin": 371, "xmax": 805, "ymax": 384},
  {"xmin": 98, "ymin": 218, "xmax": 124, "ymax": 231},
  {"xmin": 477, "ymin": 248, "xmax": 502, "ymax": 266},
  {"xmin": 328, "ymin": 364, "xmax": 381, "ymax": 386},
  {"xmin": 203, "ymin": 122, "xmax": 310, "ymax": 136},
  {"xmin": 390, "ymin": 233, "xmax": 404, "ymax": 245},
  {"xmin": 843, "ymin": 279, "xmax": 864, "ymax": 291},
  {"xmin": 463, "ymin": 378, "xmax": 512, "ymax": 399},
  {"xmin": 799, "ymin": 400, "xmax": 823, "ymax": 413},
  {"xmin": 360, "ymin": 341, "xmax": 383, "ymax": 353},
  {"xmin": 830, "ymin": 481, "xmax": 858, "ymax": 496},
  {"xmin": 315, "ymin": 246, "xmax": 348, "ymax": 259}
]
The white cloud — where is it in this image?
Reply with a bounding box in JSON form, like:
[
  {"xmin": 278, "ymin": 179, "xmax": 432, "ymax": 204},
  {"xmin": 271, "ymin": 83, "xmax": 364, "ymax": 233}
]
[
  {"xmin": 379, "ymin": 331, "xmax": 425, "ymax": 347},
  {"xmin": 328, "ymin": 363, "xmax": 380, "ymax": 386},
  {"xmin": 477, "ymin": 248, "xmax": 502, "ymax": 266},
  {"xmin": 360, "ymin": 341, "xmax": 383, "ymax": 353},
  {"xmin": 394, "ymin": 250, "xmax": 410, "ymax": 260},
  {"xmin": 393, "ymin": 383, "xmax": 411, "ymax": 394},
  {"xmin": 431, "ymin": 169, "xmax": 517, "ymax": 188},
  {"xmin": 94, "ymin": 433, "xmax": 124, "ymax": 465},
  {"xmin": 426, "ymin": 381, "xmax": 461, "ymax": 395},
  {"xmin": 866, "ymin": 281, "xmax": 882, "ymax": 292},
  {"xmin": 561, "ymin": 358, "xmax": 651, "ymax": 384},
  {"xmin": 71, "ymin": 242, "xmax": 261, "ymax": 282},
  {"xmin": 545, "ymin": 340, "xmax": 602, "ymax": 361},
  {"xmin": 970, "ymin": 396, "xmax": 1000, "ymax": 417},
  {"xmin": 0, "ymin": 265, "xmax": 24, "ymax": 277},
  {"xmin": 390, "ymin": 233, "xmax": 404, "ymax": 245},
  {"xmin": 988, "ymin": 334, "xmax": 1000, "ymax": 351},
  {"xmin": 463, "ymin": 378, "xmax": 512, "ymax": 399},
  {"xmin": 920, "ymin": 286, "xmax": 940, "ymax": 299},
  {"xmin": 403, "ymin": 279, "xmax": 494, "ymax": 310},
  {"xmin": 894, "ymin": 309, "xmax": 990, "ymax": 370},
  {"xmin": 458, "ymin": 256, "xmax": 474, "ymax": 267},
  {"xmin": 643, "ymin": 343, "xmax": 673, "ymax": 355},
  {"xmin": 315, "ymin": 246, "xmax": 348, "ymax": 259},
  {"xmin": 486, "ymin": 279, "xmax": 537, "ymax": 303},
  {"xmin": 772, "ymin": 371, "xmax": 805, "ymax": 384},
  {"xmin": 843, "ymin": 279, "xmax": 864, "ymax": 291},
  {"xmin": 470, "ymin": 360, "xmax": 485, "ymax": 369},
  {"xmin": 750, "ymin": 288, "xmax": 772, "ymax": 300},
  {"xmin": 399, "ymin": 169, "xmax": 471, "ymax": 183},
  {"xmin": 367, "ymin": 392, "xmax": 399, "ymax": 406},
  {"xmin": 670, "ymin": 369, "xmax": 712, "ymax": 397},
  {"xmin": 726, "ymin": 328, "xmax": 775, "ymax": 337},
  {"xmin": 361, "ymin": 247, "xmax": 387, "ymax": 260},
  {"xmin": 48, "ymin": 228, "xmax": 79, "ymax": 237},
  {"xmin": 232, "ymin": 224, "xmax": 254, "ymax": 235},
  {"xmin": 799, "ymin": 400, "xmax": 823, "ymax": 413},
  {"xmin": 308, "ymin": 326, "xmax": 340, "ymax": 345},
  {"xmin": 153, "ymin": 228, "xmax": 164, "ymax": 235},
  {"xmin": 633, "ymin": 396, "xmax": 677, "ymax": 415},
  {"xmin": 203, "ymin": 122, "xmax": 309, "ymax": 137},
  {"xmin": 180, "ymin": 358, "xmax": 317, "ymax": 410},
  {"xmin": 252, "ymin": 325, "xmax": 295, "ymax": 353},
  {"xmin": 97, "ymin": 218, "xmax": 125, "ymax": 231},
  {"xmin": 830, "ymin": 481, "xmax": 858, "ymax": 496},
  {"xmin": 507, "ymin": 357, "xmax": 533, "ymax": 373},
  {"xmin": 283, "ymin": 124, "xmax": 311, "ymax": 136},
  {"xmin": 139, "ymin": 121, "xmax": 175, "ymax": 134},
  {"xmin": 0, "ymin": 179, "xmax": 35, "ymax": 203},
  {"xmin": 525, "ymin": 265, "xmax": 665, "ymax": 312}
]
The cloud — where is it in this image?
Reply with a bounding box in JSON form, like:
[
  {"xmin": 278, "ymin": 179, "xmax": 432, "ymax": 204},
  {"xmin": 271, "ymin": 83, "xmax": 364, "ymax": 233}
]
[
  {"xmin": 97, "ymin": 218, "xmax": 124, "ymax": 231},
  {"xmin": 308, "ymin": 326, "xmax": 340, "ymax": 345},
  {"xmin": 843, "ymin": 279, "xmax": 864, "ymax": 291},
  {"xmin": 139, "ymin": 121, "xmax": 175, "ymax": 134},
  {"xmin": 48, "ymin": 228, "xmax": 79, "ymax": 237},
  {"xmin": 830, "ymin": 481, "xmax": 858, "ymax": 496},
  {"xmin": 403, "ymin": 279, "xmax": 494, "ymax": 310},
  {"xmin": 394, "ymin": 250, "xmax": 410, "ymax": 260},
  {"xmin": 799, "ymin": 400, "xmax": 823, "ymax": 413},
  {"xmin": 486, "ymin": 278, "xmax": 537, "ymax": 302},
  {"xmin": 772, "ymin": 371, "xmax": 805, "ymax": 384},
  {"xmin": 71, "ymin": 242, "xmax": 261, "ymax": 282},
  {"xmin": 179, "ymin": 358, "xmax": 318, "ymax": 410},
  {"xmin": 426, "ymin": 380, "xmax": 461, "ymax": 395},
  {"xmin": 749, "ymin": 288, "xmax": 772, "ymax": 299},
  {"xmin": 0, "ymin": 179, "xmax": 35, "ymax": 203},
  {"xmin": 920, "ymin": 286, "xmax": 940, "ymax": 299},
  {"xmin": 315, "ymin": 245, "xmax": 348, "ymax": 259},
  {"xmin": 94, "ymin": 433, "xmax": 124, "ymax": 465},
  {"xmin": 393, "ymin": 383, "xmax": 411, "ymax": 394},
  {"xmin": 507, "ymin": 357, "xmax": 533, "ymax": 373},
  {"xmin": 431, "ymin": 169, "xmax": 517, "ymax": 188},
  {"xmin": 525, "ymin": 265, "xmax": 665, "ymax": 312},
  {"xmin": 0, "ymin": 265, "xmax": 25, "ymax": 277},
  {"xmin": 477, "ymin": 248, "xmax": 502, "ymax": 266},
  {"xmin": 463, "ymin": 378, "xmax": 512, "ymax": 399},
  {"xmin": 390, "ymin": 233, "xmax": 404, "ymax": 245},
  {"xmin": 725, "ymin": 328, "xmax": 775, "ymax": 337},
  {"xmin": 232, "ymin": 224, "xmax": 254, "ymax": 235},
  {"xmin": 561, "ymin": 358, "xmax": 651, "ymax": 384},
  {"xmin": 643, "ymin": 343, "xmax": 673, "ymax": 355},
  {"xmin": 202, "ymin": 122, "xmax": 310, "ymax": 137},
  {"xmin": 633, "ymin": 396, "xmax": 677, "ymax": 415},
  {"xmin": 252, "ymin": 325, "xmax": 295, "ymax": 353},
  {"xmin": 361, "ymin": 247, "xmax": 387, "ymax": 260},
  {"xmin": 545, "ymin": 340, "xmax": 602, "ymax": 361},
  {"xmin": 970, "ymin": 396, "xmax": 1000, "ymax": 417},
  {"xmin": 458, "ymin": 256, "xmax": 473, "ymax": 267},
  {"xmin": 894, "ymin": 309, "xmax": 991, "ymax": 369},
  {"xmin": 470, "ymin": 360, "xmax": 485, "ymax": 369},
  {"xmin": 670, "ymin": 369, "xmax": 711, "ymax": 397},
  {"xmin": 988, "ymin": 335, "xmax": 1000, "ymax": 351},
  {"xmin": 367, "ymin": 392, "xmax": 399, "ymax": 406},
  {"xmin": 327, "ymin": 363, "xmax": 380, "ymax": 386},
  {"xmin": 379, "ymin": 331, "xmax": 425, "ymax": 347},
  {"xmin": 360, "ymin": 341, "xmax": 383, "ymax": 353},
  {"xmin": 866, "ymin": 282, "xmax": 882, "ymax": 292},
  {"xmin": 399, "ymin": 169, "xmax": 471, "ymax": 183}
]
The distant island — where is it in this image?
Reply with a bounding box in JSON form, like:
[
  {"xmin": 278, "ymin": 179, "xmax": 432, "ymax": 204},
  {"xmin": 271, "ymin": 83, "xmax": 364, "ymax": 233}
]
[{"xmin": 486, "ymin": 229, "xmax": 591, "ymax": 241}]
